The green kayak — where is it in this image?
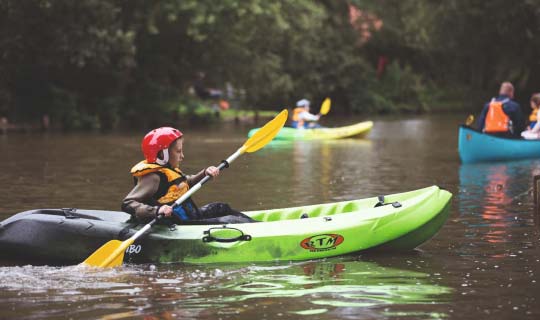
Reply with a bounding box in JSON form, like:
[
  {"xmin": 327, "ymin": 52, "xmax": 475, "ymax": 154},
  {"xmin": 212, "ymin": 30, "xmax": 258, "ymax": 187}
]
[
  {"xmin": 0, "ymin": 186, "xmax": 451, "ymax": 265},
  {"xmin": 248, "ymin": 121, "xmax": 373, "ymax": 141}
]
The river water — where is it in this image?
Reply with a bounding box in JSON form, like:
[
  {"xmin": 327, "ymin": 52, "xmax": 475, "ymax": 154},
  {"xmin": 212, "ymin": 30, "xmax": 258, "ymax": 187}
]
[{"xmin": 0, "ymin": 114, "xmax": 539, "ymax": 319}]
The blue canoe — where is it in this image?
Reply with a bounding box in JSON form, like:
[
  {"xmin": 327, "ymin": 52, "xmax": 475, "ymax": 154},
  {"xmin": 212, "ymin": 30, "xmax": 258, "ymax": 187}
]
[{"xmin": 458, "ymin": 125, "xmax": 540, "ymax": 163}]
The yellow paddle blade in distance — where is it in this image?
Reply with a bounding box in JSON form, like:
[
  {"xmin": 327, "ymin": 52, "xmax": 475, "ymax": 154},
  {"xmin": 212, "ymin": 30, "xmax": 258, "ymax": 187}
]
[
  {"xmin": 465, "ymin": 114, "xmax": 475, "ymax": 126},
  {"xmin": 82, "ymin": 239, "xmax": 131, "ymax": 268},
  {"xmin": 243, "ymin": 109, "xmax": 288, "ymax": 153},
  {"xmin": 320, "ymin": 97, "xmax": 331, "ymax": 115}
]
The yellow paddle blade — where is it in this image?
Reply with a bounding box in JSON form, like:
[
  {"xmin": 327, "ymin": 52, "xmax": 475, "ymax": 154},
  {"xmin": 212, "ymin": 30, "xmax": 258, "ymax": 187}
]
[
  {"xmin": 320, "ymin": 97, "xmax": 331, "ymax": 115},
  {"xmin": 465, "ymin": 114, "xmax": 474, "ymax": 126},
  {"xmin": 243, "ymin": 109, "xmax": 288, "ymax": 153},
  {"xmin": 82, "ymin": 239, "xmax": 132, "ymax": 268}
]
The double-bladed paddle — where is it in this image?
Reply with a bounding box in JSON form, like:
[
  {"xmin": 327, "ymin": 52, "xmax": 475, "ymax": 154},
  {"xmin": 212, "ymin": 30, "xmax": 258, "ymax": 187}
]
[{"xmin": 82, "ymin": 109, "xmax": 288, "ymax": 268}]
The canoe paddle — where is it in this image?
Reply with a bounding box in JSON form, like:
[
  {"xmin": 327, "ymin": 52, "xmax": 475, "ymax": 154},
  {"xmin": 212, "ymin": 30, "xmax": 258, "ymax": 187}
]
[
  {"xmin": 82, "ymin": 109, "xmax": 288, "ymax": 268},
  {"xmin": 465, "ymin": 114, "xmax": 475, "ymax": 126},
  {"xmin": 319, "ymin": 97, "xmax": 331, "ymax": 116}
]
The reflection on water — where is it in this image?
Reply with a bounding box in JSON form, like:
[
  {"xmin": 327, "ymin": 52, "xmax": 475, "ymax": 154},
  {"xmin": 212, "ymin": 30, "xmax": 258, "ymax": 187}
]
[
  {"xmin": 267, "ymin": 139, "xmax": 373, "ymax": 202},
  {"xmin": 221, "ymin": 259, "xmax": 451, "ymax": 316},
  {"xmin": 459, "ymin": 160, "xmax": 538, "ymax": 246},
  {"xmin": 453, "ymin": 159, "xmax": 540, "ymax": 319},
  {"xmin": 0, "ymin": 258, "xmax": 451, "ymax": 319}
]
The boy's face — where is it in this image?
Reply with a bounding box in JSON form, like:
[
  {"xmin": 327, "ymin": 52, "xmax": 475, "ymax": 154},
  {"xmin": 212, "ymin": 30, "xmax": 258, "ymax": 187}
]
[{"xmin": 168, "ymin": 138, "xmax": 184, "ymax": 168}]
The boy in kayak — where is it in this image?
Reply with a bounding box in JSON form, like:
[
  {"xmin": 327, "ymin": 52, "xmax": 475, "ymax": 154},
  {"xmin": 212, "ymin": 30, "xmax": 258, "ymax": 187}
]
[
  {"xmin": 121, "ymin": 127, "xmax": 257, "ymax": 224},
  {"xmin": 291, "ymin": 99, "xmax": 322, "ymax": 129}
]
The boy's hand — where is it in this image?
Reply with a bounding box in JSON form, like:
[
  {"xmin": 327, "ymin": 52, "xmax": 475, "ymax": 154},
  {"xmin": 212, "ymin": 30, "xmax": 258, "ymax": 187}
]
[
  {"xmin": 205, "ymin": 166, "xmax": 220, "ymax": 177},
  {"xmin": 158, "ymin": 205, "xmax": 173, "ymax": 217}
]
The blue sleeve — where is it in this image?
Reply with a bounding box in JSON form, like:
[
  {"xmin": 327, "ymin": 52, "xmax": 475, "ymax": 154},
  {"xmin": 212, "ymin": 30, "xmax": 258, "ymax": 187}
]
[
  {"xmin": 504, "ymin": 102, "xmax": 525, "ymax": 133},
  {"xmin": 477, "ymin": 103, "xmax": 490, "ymax": 130}
]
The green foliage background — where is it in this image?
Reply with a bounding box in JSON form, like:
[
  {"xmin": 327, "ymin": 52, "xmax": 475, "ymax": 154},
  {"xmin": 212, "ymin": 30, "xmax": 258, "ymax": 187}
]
[{"xmin": 0, "ymin": 0, "xmax": 538, "ymax": 129}]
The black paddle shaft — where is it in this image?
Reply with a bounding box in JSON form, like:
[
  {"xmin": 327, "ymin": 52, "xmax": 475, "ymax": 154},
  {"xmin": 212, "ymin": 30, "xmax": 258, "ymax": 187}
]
[{"xmin": 199, "ymin": 160, "xmax": 230, "ymax": 186}]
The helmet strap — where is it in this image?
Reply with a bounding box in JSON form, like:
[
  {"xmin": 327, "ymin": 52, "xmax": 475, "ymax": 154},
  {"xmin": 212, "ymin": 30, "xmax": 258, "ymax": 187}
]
[{"xmin": 156, "ymin": 149, "xmax": 169, "ymax": 165}]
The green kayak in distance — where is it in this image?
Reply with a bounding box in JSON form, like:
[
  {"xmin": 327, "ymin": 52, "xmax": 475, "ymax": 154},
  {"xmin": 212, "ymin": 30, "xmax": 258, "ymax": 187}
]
[
  {"xmin": 0, "ymin": 186, "xmax": 451, "ymax": 265},
  {"xmin": 248, "ymin": 121, "xmax": 373, "ymax": 140}
]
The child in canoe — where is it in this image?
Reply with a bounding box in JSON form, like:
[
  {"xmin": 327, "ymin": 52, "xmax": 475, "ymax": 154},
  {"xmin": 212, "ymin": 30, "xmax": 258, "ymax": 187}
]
[
  {"xmin": 291, "ymin": 99, "xmax": 322, "ymax": 129},
  {"xmin": 528, "ymin": 93, "xmax": 540, "ymax": 129},
  {"xmin": 521, "ymin": 93, "xmax": 540, "ymax": 139},
  {"xmin": 122, "ymin": 127, "xmax": 257, "ymax": 224}
]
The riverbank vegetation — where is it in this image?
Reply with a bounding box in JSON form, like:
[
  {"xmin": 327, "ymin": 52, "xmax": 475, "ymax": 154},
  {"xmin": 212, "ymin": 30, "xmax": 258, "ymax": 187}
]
[{"xmin": 1, "ymin": 0, "xmax": 538, "ymax": 130}]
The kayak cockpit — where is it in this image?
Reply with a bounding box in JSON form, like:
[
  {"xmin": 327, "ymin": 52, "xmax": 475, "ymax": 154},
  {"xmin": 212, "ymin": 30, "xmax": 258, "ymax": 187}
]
[
  {"xmin": 246, "ymin": 195, "xmax": 401, "ymax": 222},
  {"xmin": 1, "ymin": 208, "xmax": 132, "ymax": 225}
]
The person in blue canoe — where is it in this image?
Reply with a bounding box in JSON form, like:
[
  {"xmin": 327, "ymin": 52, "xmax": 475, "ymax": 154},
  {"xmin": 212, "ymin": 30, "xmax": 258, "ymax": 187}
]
[
  {"xmin": 526, "ymin": 93, "xmax": 540, "ymax": 129},
  {"xmin": 121, "ymin": 127, "xmax": 256, "ymax": 224},
  {"xmin": 521, "ymin": 93, "xmax": 540, "ymax": 139},
  {"xmin": 291, "ymin": 99, "xmax": 322, "ymax": 129},
  {"xmin": 477, "ymin": 81, "xmax": 525, "ymax": 138}
]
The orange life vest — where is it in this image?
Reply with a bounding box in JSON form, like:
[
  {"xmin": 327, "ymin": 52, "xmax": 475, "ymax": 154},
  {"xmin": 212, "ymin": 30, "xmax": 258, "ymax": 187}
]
[
  {"xmin": 130, "ymin": 161, "xmax": 199, "ymax": 221},
  {"xmin": 484, "ymin": 99, "xmax": 510, "ymax": 133},
  {"xmin": 219, "ymin": 99, "xmax": 230, "ymax": 110},
  {"xmin": 530, "ymin": 108, "xmax": 538, "ymax": 122},
  {"xmin": 292, "ymin": 108, "xmax": 305, "ymax": 128},
  {"xmin": 130, "ymin": 161, "xmax": 190, "ymax": 205}
]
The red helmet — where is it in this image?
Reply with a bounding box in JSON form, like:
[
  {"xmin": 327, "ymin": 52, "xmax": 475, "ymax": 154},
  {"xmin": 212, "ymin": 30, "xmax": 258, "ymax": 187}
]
[{"xmin": 141, "ymin": 127, "xmax": 183, "ymax": 163}]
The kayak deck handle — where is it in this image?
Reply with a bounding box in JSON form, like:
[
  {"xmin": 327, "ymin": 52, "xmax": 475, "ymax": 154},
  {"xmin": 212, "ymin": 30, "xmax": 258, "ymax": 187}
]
[
  {"xmin": 62, "ymin": 208, "xmax": 78, "ymax": 219},
  {"xmin": 202, "ymin": 226, "xmax": 252, "ymax": 243},
  {"xmin": 374, "ymin": 196, "xmax": 402, "ymax": 208}
]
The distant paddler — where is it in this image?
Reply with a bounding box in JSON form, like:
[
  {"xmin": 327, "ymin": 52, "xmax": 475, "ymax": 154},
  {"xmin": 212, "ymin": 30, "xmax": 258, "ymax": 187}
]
[
  {"xmin": 477, "ymin": 81, "xmax": 525, "ymax": 138},
  {"xmin": 291, "ymin": 99, "xmax": 324, "ymax": 129}
]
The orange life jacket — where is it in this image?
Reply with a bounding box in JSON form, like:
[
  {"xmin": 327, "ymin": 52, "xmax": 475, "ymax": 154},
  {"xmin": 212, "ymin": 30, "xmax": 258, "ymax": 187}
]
[
  {"xmin": 530, "ymin": 108, "xmax": 538, "ymax": 122},
  {"xmin": 292, "ymin": 108, "xmax": 305, "ymax": 128},
  {"xmin": 484, "ymin": 99, "xmax": 510, "ymax": 133},
  {"xmin": 219, "ymin": 99, "xmax": 230, "ymax": 110},
  {"xmin": 130, "ymin": 161, "xmax": 199, "ymax": 221},
  {"xmin": 130, "ymin": 161, "xmax": 190, "ymax": 205}
]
